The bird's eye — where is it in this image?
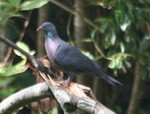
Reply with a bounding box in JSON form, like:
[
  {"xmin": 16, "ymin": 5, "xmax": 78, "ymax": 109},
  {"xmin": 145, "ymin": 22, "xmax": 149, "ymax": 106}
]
[{"xmin": 44, "ymin": 25, "xmax": 48, "ymax": 28}]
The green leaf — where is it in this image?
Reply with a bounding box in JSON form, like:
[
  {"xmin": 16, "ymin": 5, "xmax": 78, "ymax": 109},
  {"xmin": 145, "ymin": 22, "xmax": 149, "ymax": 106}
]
[
  {"xmin": 14, "ymin": 41, "xmax": 30, "ymax": 59},
  {"xmin": 120, "ymin": 15, "xmax": 131, "ymax": 31},
  {"xmin": 79, "ymin": 38, "xmax": 93, "ymax": 43},
  {"xmin": 29, "ymin": 50, "xmax": 36, "ymax": 55},
  {"xmin": 0, "ymin": 59, "xmax": 28, "ymax": 77},
  {"xmin": 115, "ymin": 9, "xmax": 124, "ymax": 25},
  {"xmin": 0, "ymin": 86, "xmax": 17, "ymax": 98},
  {"xmin": 82, "ymin": 50, "xmax": 94, "ymax": 60},
  {"xmin": 21, "ymin": 0, "xmax": 49, "ymax": 11},
  {"xmin": 120, "ymin": 42, "xmax": 125, "ymax": 53},
  {"xmin": 124, "ymin": 61, "xmax": 131, "ymax": 68},
  {"xmin": 108, "ymin": 59, "xmax": 123, "ymax": 69},
  {"xmin": 108, "ymin": 60, "xmax": 116, "ymax": 69},
  {"xmin": 99, "ymin": 22, "xmax": 108, "ymax": 33},
  {"xmin": 47, "ymin": 107, "xmax": 58, "ymax": 114},
  {"xmin": 8, "ymin": 0, "xmax": 21, "ymax": 8},
  {"xmin": 110, "ymin": 30, "xmax": 116, "ymax": 45},
  {"xmin": 95, "ymin": 17, "xmax": 109, "ymax": 23},
  {"xmin": 91, "ymin": 28, "xmax": 97, "ymax": 39},
  {"xmin": 0, "ymin": 77, "xmax": 15, "ymax": 86},
  {"xmin": 116, "ymin": 60, "xmax": 123, "ymax": 69},
  {"xmin": 10, "ymin": 13, "xmax": 25, "ymax": 18}
]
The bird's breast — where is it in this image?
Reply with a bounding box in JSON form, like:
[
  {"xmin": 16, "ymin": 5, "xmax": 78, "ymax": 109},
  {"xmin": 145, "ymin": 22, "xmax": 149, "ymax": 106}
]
[{"xmin": 45, "ymin": 40, "xmax": 59, "ymax": 68}]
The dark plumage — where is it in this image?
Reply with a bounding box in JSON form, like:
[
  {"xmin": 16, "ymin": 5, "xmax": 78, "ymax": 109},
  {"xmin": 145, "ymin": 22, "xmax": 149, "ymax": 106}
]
[{"xmin": 37, "ymin": 22, "xmax": 122, "ymax": 87}]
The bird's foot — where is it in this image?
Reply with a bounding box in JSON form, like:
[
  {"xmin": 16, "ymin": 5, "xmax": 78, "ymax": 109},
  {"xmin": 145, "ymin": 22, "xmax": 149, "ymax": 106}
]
[
  {"xmin": 55, "ymin": 76, "xmax": 63, "ymax": 81},
  {"xmin": 58, "ymin": 77, "xmax": 70, "ymax": 88}
]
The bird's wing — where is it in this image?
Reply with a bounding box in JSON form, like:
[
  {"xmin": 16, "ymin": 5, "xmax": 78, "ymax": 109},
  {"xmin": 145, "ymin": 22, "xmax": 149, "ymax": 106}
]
[
  {"xmin": 54, "ymin": 40, "xmax": 123, "ymax": 87},
  {"xmin": 54, "ymin": 42, "xmax": 98, "ymax": 74}
]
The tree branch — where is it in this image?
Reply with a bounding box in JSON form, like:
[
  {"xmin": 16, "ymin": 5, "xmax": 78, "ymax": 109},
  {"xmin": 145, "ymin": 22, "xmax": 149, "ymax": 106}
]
[
  {"xmin": 0, "ymin": 35, "xmax": 56, "ymax": 77},
  {"xmin": 0, "ymin": 35, "xmax": 38, "ymax": 68},
  {"xmin": 0, "ymin": 83, "xmax": 52, "ymax": 114},
  {"xmin": 49, "ymin": 0, "xmax": 99, "ymax": 29},
  {"xmin": 0, "ymin": 81, "xmax": 115, "ymax": 114},
  {"xmin": 39, "ymin": 72, "xmax": 115, "ymax": 114},
  {"xmin": 127, "ymin": 61, "xmax": 144, "ymax": 114}
]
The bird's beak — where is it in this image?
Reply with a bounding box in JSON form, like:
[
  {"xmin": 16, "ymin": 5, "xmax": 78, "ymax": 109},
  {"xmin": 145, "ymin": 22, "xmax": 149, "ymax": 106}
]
[{"xmin": 36, "ymin": 27, "xmax": 42, "ymax": 31}]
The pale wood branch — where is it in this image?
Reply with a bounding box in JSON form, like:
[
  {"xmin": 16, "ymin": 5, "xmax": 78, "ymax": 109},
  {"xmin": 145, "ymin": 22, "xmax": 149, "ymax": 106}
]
[
  {"xmin": 0, "ymin": 83, "xmax": 52, "ymax": 114},
  {"xmin": 0, "ymin": 80, "xmax": 115, "ymax": 114},
  {"xmin": 39, "ymin": 72, "xmax": 116, "ymax": 114}
]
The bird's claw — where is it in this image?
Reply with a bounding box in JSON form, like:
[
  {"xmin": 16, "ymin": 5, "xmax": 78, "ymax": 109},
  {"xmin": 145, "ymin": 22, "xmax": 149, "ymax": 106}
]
[{"xmin": 58, "ymin": 77, "xmax": 70, "ymax": 88}]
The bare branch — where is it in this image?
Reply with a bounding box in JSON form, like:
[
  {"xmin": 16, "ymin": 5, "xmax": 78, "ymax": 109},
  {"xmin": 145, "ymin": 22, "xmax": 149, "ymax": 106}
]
[
  {"xmin": 0, "ymin": 83, "xmax": 52, "ymax": 114},
  {"xmin": 39, "ymin": 72, "xmax": 115, "ymax": 114},
  {"xmin": 0, "ymin": 35, "xmax": 38, "ymax": 67},
  {"xmin": 49, "ymin": 0, "xmax": 99, "ymax": 29},
  {"xmin": 0, "ymin": 35, "xmax": 56, "ymax": 77}
]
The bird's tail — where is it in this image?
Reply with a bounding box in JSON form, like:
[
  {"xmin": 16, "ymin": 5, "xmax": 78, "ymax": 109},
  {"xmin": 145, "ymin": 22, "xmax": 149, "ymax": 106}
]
[{"xmin": 98, "ymin": 71, "xmax": 123, "ymax": 87}]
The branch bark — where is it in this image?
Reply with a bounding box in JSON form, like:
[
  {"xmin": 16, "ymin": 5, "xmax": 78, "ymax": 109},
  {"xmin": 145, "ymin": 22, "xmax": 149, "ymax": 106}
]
[
  {"xmin": 0, "ymin": 81, "xmax": 115, "ymax": 114},
  {"xmin": 0, "ymin": 35, "xmax": 38, "ymax": 68},
  {"xmin": 127, "ymin": 61, "xmax": 144, "ymax": 114},
  {"xmin": 0, "ymin": 83, "xmax": 51, "ymax": 114}
]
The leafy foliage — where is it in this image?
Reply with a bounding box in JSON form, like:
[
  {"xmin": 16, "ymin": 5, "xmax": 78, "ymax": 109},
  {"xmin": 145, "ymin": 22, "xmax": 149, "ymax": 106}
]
[
  {"xmin": 0, "ymin": 41, "xmax": 35, "ymax": 77},
  {"xmin": 0, "ymin": 0, "xmax": 49, "ymax": 28},
  {"xmin": 20, "ymin": 0, "xmax": 49, "ymax": 10},
  {"xmin": 85, "ymin": 0, "xmax": 150, "ymax": 76}
]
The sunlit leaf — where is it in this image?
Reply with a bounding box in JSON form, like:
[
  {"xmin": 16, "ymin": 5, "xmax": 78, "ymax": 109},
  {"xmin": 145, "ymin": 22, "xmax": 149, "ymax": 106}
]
[
  {"xmin": 78, "ymin": 38, "xmax": 93, "ymax": 43},
  {"xmin": 108, "ymin": 59, "xmax": 123, "ymax": 69},
  {"xmin": 82, "ymin": 50, "xmax": 94, "ymax": 60},
  {"xmin": 14, "ymin": 41, "xmax": 30, "ymax": 59},
  {"xmin": 29, "ymin": 50, "xmax": 36, "ymax": 55},
  {"xmin": 108, "ymin": 60, "xmax": 116, "ymax": 69},
  {"xmin": 110, "ymin": 30, "xmax": 116, "ymax": 45},
  {"xmin": 47, "ymin": 107, "xmax": 58, "ymax": 114},
  {"xmin": 10, "ymin": 13, "xmax": 25, "ymax": 18},
  {"xmin": 116, "ymin": 60, "xmax": 123, "ymax": 68},
  {"xmin": 0, "ymin": 60, "xmax": 28, "ymax": 77},
  {"xmin": 21, "ymin": 0, "xmax": 49, "ymax": 10},
  {"xmin": 120, "ymin": 42, "xmax": 125, "ymax": 53},
  {"xmin": 120, "ymin": 16, "xmax": 131, "ymax": 31}
]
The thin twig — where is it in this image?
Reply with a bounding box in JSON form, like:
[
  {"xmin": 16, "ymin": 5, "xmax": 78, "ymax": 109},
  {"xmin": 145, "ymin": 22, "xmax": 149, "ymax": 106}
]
[
  {"xmin": 0, "ymin": 35, "xmax": 58, "ymax": 78},
  {"xmin": 3, "ymin": 11, "xmax": 32, "ymax": 66},
  {"xmin": 49, "ymin": 0, "xmax": 98, "ymax": 29},
  {"xmin": 0, "ymin": 35, "xmax": 38, "ymax": 67}
]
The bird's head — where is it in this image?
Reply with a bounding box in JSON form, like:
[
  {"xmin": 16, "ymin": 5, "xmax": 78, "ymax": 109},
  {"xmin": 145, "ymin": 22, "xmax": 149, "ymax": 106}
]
[
  {"xmin": 37, "ymin": 22, "xmax": 56, "ymax": 33},
  {"xmin": 37, "ymin": 22, "xmax": 59, "ymax": 39}
]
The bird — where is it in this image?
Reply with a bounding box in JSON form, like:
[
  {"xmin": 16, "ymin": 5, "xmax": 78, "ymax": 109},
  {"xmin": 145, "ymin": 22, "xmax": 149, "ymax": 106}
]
[{"xmin": 37, "ymin": 22, "xmax": 122, "ymax": 87}]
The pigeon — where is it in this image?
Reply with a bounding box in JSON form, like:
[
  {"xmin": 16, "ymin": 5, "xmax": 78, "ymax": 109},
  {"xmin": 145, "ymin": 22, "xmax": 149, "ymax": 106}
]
[{"xmin": 37, "ymin": 22, "xmax": 122, "ymax": 87}]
